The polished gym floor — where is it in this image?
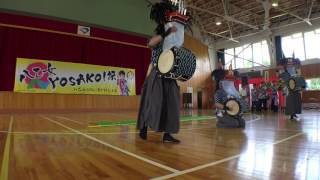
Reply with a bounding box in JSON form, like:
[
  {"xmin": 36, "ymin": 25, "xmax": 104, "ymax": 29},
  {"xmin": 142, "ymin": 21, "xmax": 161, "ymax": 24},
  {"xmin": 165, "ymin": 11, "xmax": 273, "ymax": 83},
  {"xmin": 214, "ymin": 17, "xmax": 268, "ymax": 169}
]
[{"xmin": 0, "ymin": 109, "xmax": 319, "ymax": 179}]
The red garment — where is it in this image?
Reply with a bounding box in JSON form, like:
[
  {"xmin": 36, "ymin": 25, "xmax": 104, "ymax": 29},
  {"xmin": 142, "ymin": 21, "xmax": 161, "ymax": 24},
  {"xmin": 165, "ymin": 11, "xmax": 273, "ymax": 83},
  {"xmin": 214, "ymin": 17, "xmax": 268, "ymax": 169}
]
[{"xmin": 278, "ymin": 90, "xmax": 285, "ymax": 108}]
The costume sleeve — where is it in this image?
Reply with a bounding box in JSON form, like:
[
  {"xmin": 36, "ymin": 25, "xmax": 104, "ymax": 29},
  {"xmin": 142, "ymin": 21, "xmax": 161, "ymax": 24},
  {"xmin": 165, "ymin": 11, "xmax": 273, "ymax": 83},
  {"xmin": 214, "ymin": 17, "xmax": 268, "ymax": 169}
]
[
  {"xmin": 151, "ymin": 44, "xmax": 163, "ymax": 65},
  {"xmin": 214, "ymin": 91, "xmax": 223, "ymax": 104}
]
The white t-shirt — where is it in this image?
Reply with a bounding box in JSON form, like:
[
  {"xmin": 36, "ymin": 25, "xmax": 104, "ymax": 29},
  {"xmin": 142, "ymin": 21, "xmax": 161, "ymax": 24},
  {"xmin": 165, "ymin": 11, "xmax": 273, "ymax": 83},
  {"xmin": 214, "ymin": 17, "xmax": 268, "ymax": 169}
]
[{"xmin": 162, "ymin": 22, "xmax": 185, "ymax": 52}]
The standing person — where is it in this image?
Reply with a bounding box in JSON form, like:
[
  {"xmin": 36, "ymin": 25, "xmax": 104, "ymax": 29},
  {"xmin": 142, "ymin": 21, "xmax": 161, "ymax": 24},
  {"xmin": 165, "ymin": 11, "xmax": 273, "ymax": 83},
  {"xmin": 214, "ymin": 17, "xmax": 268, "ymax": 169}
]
[
  {"xmin": 286, "ymin": 90, "xmax": 302, "ymax": 120},
  {"xmin": 258, "ymin": 82, "xmax": 268, "ymax": 111},
  {"xmin": 270, "ymin": 81, "xmax": 279, "ymax": 112},
  {"xmin": 251, "ymin": 84, "xmax": 259, "ymax": 112},
  {"xmin": 137, "ymin": 1, "xmax": 185, "ymax": 143},
  {"xmin": 278, "ymin": 63, "xmax": 305, "ymax": 120},
  {"xmin": 212, "ymin": 60, "xmax": 226, "ymax": 90},
  {"xmin": 278, "ymin": 80, "xmax": 286, "ymax": 111}
]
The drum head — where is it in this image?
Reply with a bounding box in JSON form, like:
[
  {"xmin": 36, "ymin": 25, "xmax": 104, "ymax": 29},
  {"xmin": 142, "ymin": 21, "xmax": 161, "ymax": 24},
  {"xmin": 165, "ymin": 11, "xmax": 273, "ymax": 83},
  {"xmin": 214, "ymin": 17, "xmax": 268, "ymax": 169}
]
[
  {"xmin": 288, "ymin": 78, "xmax": 296, "ymax": 91},
  {"xmin": 225, "ymin": 99, "xmax": 241, "ymax": 116},
  {"xmin": 158, "ymin": 50, "xmax": 174, "ymax": 74}
]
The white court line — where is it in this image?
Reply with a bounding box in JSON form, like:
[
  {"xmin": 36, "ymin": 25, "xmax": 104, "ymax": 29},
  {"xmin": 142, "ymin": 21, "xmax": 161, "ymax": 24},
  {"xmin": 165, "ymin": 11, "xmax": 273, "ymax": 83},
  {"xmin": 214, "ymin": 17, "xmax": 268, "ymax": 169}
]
[
  {"xmin": 151, "ymin": 131, "xmax": 305, "ymax": 180},
  {"xmin": 40, "ymin": 115, "xmax": 179, "ymax": 173},
  {"xmin": 55, "ymin": 116, "xmax": 84, "ymax": 125},
  {"xmin": 246, "ymin": 116, "xmax": 261, "ymax": 124}
]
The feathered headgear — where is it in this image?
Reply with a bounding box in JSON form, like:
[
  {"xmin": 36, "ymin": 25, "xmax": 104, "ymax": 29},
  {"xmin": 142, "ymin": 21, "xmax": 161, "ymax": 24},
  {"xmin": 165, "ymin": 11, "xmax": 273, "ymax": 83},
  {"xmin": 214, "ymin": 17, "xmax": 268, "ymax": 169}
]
[
  {"xmin": 150, "ymin": 0, "xmax": 176, "ymax": 25},
  {"xmin": 149, "ymin": 0, "xmax": 192, "ymax": 34}
]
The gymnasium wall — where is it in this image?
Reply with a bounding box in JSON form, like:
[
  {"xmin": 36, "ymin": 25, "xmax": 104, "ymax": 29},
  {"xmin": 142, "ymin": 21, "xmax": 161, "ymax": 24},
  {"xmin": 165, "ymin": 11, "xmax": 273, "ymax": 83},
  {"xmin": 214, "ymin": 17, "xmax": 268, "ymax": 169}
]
[
  {"xmin": 181, "ymin": 35, "xmax": 214, "ymax": 109},
  {"xmin": 0, "ymin": 0, "xmax": 154, "ymax": 36},
  {"xmin": 0, "ymin": 12, "xmax": 214, "ymax": 112},
  {"xmin": 300, "ymin": 63, "xmax": 320, "ymax": 103},
  {"xmin": 0, "ymin": 12, "xmax": 150, "ymax": 93}
]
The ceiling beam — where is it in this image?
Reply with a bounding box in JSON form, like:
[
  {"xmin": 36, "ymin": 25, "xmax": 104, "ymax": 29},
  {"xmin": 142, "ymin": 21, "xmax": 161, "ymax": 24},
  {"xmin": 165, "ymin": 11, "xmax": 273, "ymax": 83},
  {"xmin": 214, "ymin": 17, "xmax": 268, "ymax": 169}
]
[
  {"xmin": 188, "ymin": 5, "xmax": 259, "ymax": 30},
  {"xmin": 221, "ymin": 0, "xmax": 234, "ymax": 38},
  {"xmin": 307, "ymin": 0, "xmax": 316, "ymax": 20}
]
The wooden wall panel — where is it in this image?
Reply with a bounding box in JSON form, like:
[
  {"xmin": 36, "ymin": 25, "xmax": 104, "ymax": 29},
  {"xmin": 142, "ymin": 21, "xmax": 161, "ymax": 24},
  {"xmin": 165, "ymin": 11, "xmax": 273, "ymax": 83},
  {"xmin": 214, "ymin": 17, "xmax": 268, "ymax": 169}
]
[
  {"xmin": 300, "ymin": 63, "xmax": 320, "ymax": 103},
  {"xmin": 302, "ymin": 90, "xmax": 320, "ymax": 103},
  {"xmin": 180, "ymin": 35, "xmax": 214, "ymax": 109},
  {"xmin": 301, "ymin": 63, "xmax": 320, "ymax": 78},
  {"xmin": 0, "ymin": 92, "xmax": 140, "ymax": 113}
]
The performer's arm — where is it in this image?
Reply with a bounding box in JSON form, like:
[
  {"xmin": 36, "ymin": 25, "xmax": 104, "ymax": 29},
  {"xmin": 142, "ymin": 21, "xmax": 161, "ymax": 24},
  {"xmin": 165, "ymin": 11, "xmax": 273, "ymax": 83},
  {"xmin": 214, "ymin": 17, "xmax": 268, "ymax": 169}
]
[
  {"xmin": 215, "ymin": 102, "xmax": 225, "ymax": 110},
  {"xmin": 214, "ymin": 92, "xmax": 230, "ymax": 110},
  {"xmin": 146, "ymin": 63, "xmax": 152, "ymax": 77},
  {"xmin": 147, "ymin": 26, "xmax": 177, "ymax": 48}
]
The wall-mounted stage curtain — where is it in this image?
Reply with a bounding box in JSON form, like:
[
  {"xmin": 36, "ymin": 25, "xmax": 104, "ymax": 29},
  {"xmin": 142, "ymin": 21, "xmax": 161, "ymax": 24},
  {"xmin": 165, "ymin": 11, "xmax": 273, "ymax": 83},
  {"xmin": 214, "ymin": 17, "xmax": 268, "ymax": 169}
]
[{"xmin": 0, "ymin": 12, "xmax": 151, "ymax": 94}]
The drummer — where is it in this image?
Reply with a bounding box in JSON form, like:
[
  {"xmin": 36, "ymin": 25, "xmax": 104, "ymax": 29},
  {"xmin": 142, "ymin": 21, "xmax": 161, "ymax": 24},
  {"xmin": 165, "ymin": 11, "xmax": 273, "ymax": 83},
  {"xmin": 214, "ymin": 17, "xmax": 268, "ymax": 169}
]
[
  {"xmin": 214, "ymin": 81, "xmax": 246, "ymax": 128},
  {"xmin": 136, "ymin": 0, "xmax": 191, "ymax": 143}
]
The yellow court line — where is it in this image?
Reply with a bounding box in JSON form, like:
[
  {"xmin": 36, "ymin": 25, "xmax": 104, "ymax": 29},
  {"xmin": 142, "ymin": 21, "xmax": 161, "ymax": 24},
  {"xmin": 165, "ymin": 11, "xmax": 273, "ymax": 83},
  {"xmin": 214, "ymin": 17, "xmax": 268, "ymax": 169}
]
[{"xmin": 0, "ymin": 116, "xmax": 13, "ymax": 180}]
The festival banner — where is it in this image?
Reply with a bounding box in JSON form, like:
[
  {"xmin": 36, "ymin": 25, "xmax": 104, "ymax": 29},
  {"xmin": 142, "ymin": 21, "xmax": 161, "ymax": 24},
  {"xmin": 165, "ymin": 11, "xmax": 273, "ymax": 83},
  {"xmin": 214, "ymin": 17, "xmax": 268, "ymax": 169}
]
[{"xmin": 14, "ymin": 58, "xmax": 136, "ymax": 96}]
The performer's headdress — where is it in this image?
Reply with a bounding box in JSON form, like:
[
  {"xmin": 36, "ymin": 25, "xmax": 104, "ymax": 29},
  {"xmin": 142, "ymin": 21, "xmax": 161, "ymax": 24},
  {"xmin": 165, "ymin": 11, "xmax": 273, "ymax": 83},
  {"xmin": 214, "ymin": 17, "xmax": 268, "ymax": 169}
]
[
  {"xmin": 278, "ymin": 57, "xmax": 301, "ymax": 67},
  {"xmin": 149, "ymin": 0, "xmax": 191, "ymax": 34}
]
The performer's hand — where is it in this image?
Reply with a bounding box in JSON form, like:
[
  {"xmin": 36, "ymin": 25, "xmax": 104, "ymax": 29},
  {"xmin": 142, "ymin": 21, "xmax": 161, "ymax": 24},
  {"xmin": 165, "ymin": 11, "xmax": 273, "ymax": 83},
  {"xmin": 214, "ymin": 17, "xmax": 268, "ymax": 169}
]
[{"xmin": 223, "ymin": 105, "xmax": 230, "ymax": 111}]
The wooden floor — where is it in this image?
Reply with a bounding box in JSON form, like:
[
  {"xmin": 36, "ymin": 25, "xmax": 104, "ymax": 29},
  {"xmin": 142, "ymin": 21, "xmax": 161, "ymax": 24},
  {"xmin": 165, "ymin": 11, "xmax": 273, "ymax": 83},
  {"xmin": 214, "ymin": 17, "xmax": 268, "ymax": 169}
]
[{"xmin": 0, "ymin": 109, "xmax": 319, "ymax": 180}]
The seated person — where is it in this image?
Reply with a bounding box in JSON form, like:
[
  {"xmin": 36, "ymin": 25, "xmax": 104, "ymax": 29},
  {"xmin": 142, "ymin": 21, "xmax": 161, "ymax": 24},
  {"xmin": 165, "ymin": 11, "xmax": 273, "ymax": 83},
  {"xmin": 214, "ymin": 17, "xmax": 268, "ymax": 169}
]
[{"xmin": 214, "ymin": 81, "xmax": 245, "ymax": 128}]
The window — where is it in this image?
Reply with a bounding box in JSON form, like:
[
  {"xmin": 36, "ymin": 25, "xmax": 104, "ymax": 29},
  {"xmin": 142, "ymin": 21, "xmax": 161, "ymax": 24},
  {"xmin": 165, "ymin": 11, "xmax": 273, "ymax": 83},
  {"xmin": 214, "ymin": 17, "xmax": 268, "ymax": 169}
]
[
  {"xmin": 243, "ymin": 44, "xmax": 253, "ymax": 68},
  {"xmin": 253, "ymin": 40, "xmax": 270, "ymax": 67},
  {"xmin": 306, "ymin": 78, "xmax": 320, "ymax": 90},
  {"xmin": 223, "ymin": 40, "xmax": 270, "ymax": 70},
  {"xmin": 224, "ymin": 48, "xmax": 235, "ymax": 69},
  {"xmin": 235, "ymin": 46, "xmax": 245, "ymax": 69},
  {"xmin": 253, "ymin": 42, "xmax": 262, "ymax": 66},
  {"xmin": 261, "ymin": 41, "xmax": 270, "ymax": 66},
  {"xmin": 304, "ymin": 28, "xmax": 320, "ymax": 59},
  {"xmin": 282, "ymin": 33, "xmax": 306, "ymax": 60}
]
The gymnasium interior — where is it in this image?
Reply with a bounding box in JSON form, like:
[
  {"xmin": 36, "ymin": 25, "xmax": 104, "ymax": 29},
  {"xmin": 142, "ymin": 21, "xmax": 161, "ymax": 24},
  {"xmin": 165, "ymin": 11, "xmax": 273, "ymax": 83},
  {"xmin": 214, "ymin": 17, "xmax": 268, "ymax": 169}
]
[{"xmin": 0, "ymin": 0, "xmax": 320, "ymax": 179}]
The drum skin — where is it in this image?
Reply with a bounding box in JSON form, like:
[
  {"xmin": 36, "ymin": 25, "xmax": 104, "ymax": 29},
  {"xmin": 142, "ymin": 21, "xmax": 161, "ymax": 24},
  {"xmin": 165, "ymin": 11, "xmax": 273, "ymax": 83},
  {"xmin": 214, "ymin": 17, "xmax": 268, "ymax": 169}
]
[
  {"xmin": 158, "ymin": 50, "xmax": 175, "ymax": 74},
  {"xmin": 224, "ymin": 98, "xmax": 241, "ymax": 116}
]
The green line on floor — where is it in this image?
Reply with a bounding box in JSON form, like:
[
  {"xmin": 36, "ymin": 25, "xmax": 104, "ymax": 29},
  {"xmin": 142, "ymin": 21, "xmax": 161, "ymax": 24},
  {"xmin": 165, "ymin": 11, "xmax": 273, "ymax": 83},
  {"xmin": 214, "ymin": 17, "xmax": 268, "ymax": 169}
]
[{"xmin": 88, "ymin": 115, "xmax": 216, "ymax": 128}]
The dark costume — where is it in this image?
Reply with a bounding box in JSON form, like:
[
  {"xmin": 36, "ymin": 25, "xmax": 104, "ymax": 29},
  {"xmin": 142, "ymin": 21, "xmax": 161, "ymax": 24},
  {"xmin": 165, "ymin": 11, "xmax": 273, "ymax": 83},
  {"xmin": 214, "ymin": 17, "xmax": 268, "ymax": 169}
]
[
  {"xmin": 251, "ymin": 86, "xmax": 259, "ymax": 112},
  {"xmin": 214, "ymin": 87, "xmax": 245, "ymax": 128},
  {"xmin": 270, "ymin": 85, "xmax": 278, "ymax": 112},
  {"xmin": 212, "ymin": 65, "xmax": 246, "ymax": 129},
  {"xmin": 258, "ymin": 84, "xmax": 268, "ymax": 111},
  {"xmin": 278, "ymin": 58, "xmax": 305, "ymax": 120},
  {"xmin": 137, "ymin": 0, "xmax": 191, "ymax": 142},
  {"xmin": 285, "ymin": 90, "xmax": 302, "ymax": 116},
  {"xmin": 137, "ymin": 45, "xmax": 180, "ymax": 133}
]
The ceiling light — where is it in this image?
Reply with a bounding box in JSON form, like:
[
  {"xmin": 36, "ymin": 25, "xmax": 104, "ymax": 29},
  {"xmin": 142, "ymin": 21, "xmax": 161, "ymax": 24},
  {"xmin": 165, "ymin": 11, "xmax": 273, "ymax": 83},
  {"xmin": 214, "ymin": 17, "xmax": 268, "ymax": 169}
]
[
  {"xmin": 215, "ymin": 17, "xmax": 222, "ymax": 26},
  {"xmin": 272, "ymin": 0, "xmax": 278, "ymax": 7}
]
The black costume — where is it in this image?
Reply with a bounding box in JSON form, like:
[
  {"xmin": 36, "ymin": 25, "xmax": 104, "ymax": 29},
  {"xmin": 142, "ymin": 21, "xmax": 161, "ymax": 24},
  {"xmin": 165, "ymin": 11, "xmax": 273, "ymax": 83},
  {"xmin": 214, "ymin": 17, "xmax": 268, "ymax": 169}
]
[{"xmin": 137, "ymin": 0, "xmax": 190, "ymax": 143}]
